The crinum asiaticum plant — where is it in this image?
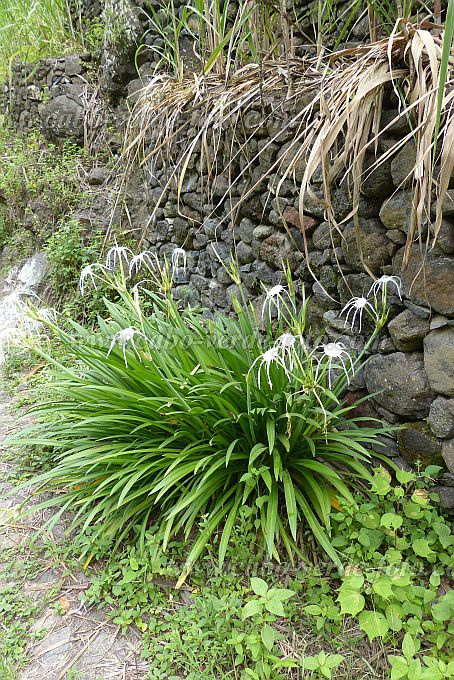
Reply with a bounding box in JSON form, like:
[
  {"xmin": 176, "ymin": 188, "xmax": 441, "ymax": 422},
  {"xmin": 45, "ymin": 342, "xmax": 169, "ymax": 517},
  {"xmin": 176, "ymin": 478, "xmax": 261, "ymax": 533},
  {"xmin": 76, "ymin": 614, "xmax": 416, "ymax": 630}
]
[{"xmin": 17, "ymin": 249, "xmax": 394, "ymax": 585}]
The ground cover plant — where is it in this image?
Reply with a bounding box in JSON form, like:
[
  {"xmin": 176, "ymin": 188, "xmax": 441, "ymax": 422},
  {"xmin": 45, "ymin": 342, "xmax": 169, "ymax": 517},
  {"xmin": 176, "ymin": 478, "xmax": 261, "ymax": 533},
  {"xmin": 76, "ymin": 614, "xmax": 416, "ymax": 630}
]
[
  {"xmin": 11, "ymin": 246, "xmax": 400, "ymax": 588},
  {"xmin": 62, "ymin": 464, "xmax": 454, "ymax": 678}
]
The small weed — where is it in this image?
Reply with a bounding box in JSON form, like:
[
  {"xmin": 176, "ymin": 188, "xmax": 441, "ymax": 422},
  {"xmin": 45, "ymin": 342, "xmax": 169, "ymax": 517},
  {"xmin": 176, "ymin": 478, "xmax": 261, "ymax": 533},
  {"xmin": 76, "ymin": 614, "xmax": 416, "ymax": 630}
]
[{"xmin": 0, "ymin": 584, "xmax": 44, "ymax": 666}]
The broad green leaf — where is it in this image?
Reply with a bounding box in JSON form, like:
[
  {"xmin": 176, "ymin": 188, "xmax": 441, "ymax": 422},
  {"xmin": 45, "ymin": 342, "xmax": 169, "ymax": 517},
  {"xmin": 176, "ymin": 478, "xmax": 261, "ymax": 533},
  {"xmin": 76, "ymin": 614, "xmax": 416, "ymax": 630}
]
[
  {"xmin": 412, "ymin": 539, "xmax": 434, "ymax": 558},
  {"xmin": 129, "ymin": 557, "xmax": 139, "ymax": 571},
  {"xmin": 341, "ymin": 573, "xmax": 364, "ymax": 591},
  {"xmin": 267, "ymin": 588, "xmax": 295, "ymax": 602},
  {"xmin": 302, "ymin": 657, "xmax": 319, "ymax": 671},
  {"xmin": 251, "ymin": 577, "xmax": 268, "ymax": 597},
  {"xmin": 357, "ymin": 510, "xmax": 381, "ymax": 529},
  {"xmin": 381, "ymin": 513, "xmax": 403, "ymax": 530},
  {"xmin": 404, "ymin": 502, "xmax": 423, "ymax": 519},
  {"xmin": 432, "ymin": 591, "xmax": 454, "ymax": 623},
  {"xmin": 372, "ymin": 576, "xmax": 394, "ymax": 601},
  {"xmin": 402, "ymin": 632, "xmax": 419, "ymax": 661},
  {"xmin": 358, "ymin": 610, "xmax": 389, "ymax": 642},
  {"xmin": 242, "ymin": 599, "xmax": 262, "ymax": 619},
  {"xmin": 370, "ymin": 468, "xmax": 392, "ymax": 495},
  {"xmin": 304, "ymin": 605, "xmax": 322, "ymax": 615},
  {"xmin": 388, "ymin": 656, "xmax": 409, "ymax": 680},
  {"xmin": 338, "ymin": 589, "xmax": 365, "ymax": 617},
  {"xmin": 264, "ymin": 596, "xmax": 285, "ymax": 617},
  {"xmin": 396, "ymin": 469, "xmax": 416, "ymax": 485},
  {"xmin": 358, "ymin": 527, "xmax": 384, "ymax": 549},
  {"xmin": 120, "ymin": 570, "xmax": 137, "ymax": 584},
  {"xmin": 260, "ymin": 623, "xmax": 275, "ymax": 651},
  {"xmin": 386, "ymin": 603, "xmax": 404, "ymax": 632},
  {"xmin": 406, "ymin": 658, "xmax": 422, "ymax": 680},
  {"xmin": 325, "ymin": 654, "xmax": 344, "ymax": 669}
]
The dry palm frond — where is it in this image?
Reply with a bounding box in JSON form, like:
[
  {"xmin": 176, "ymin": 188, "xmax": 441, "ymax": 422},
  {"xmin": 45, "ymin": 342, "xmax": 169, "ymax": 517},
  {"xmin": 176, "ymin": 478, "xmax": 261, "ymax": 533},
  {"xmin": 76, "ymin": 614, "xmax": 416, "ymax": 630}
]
[{"xmin": 123, "ymin": 17, "xmax": 454, "ymax": 274}]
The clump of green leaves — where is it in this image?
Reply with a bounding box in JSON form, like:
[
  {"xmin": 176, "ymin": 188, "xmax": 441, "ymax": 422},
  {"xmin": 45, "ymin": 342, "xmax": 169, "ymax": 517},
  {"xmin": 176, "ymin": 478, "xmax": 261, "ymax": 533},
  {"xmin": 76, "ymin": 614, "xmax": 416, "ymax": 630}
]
[
  {"xmin": 329, "ymin": 467, "xmax": 454, "ymax": 667},
  {"xmin": 45, "ymin": 220, "xmax": 104, "ymax": 299},
  {"xmin": 0, "ymin": 127, "xmax": 86, "ymax": 260},
  {"xmin": 388, "ymin": 631, "xmax": 454, "ymax": 680},
  {"xmin": 144, "ymin": 575, "xmax": 297, "ymax": 680},
  {"xmin": 84, "ymin": 529, "xmax": 178, "ymax": 632},
  {"xmin": 301, "ymin": 650, "xmax": 345, "ymax": 679},
  {"xmin": 14, "ymin": 257, "xmax": 393, "ymax": 582},
  {"xmin": 332, "ymin": 466, "xmax": 453, "ymax": 572},
  {"xmin": 241, "ymin": 576, "xmax": 296, "ymax": 663},
  {"xmin": 56, "ymin": 466, "xmax": 452, "ymax": 679}
]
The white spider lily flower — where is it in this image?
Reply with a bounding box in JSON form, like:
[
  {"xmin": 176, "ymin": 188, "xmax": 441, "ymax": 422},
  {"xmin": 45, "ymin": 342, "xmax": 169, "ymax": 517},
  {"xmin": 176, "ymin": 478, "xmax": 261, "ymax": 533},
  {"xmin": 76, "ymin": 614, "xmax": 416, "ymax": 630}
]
[
  {"xmin": 262, "ymin": 284, "xmax": 295, "ymax": 323},
  {"xmin": 129, "ymin": 250, "xmax": 158, "ymax": 276},
  {"xmin": 368, "ymin": 275, "xmax": 402, "ymax": 300},
  {"xmin": 340, "ymin": 296, "xmax": 378, "ymax": 332},
  {"xmin": 79, "ymin": 263, "xmax": 107, "ymax": 295},
  {"xmin": 316, "ymin": 341, "xmax": 354, "ymax": 389},
  {"xmin": 250, "ymin": 346, "xmax": 289, "ymax": 389},
  {"xmin": 105, "ymin": 245, "xmax": 133, "ymax": 270},
  {"xmin": 106, "ymin": 326, "xmax": 148, "ymax": 367},
  {"xmin": 131, "ymin": 278, "xmax": 156, "ymax": 296},
  {"xmin": 171, "ymin": 247, "xmax": 187, "ymax": 273},
  {"xmin": 275, "ymin": 332, "xmax": 297, "ymax": 371}
]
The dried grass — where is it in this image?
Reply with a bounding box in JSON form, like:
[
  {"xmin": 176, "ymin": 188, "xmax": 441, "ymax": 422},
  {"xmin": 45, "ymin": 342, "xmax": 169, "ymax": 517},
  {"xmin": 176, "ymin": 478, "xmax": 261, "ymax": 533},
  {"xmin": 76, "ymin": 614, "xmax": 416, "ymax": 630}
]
[{"xmin": 123, "ymin": 17, "xmax": 454, "ymax": 276}]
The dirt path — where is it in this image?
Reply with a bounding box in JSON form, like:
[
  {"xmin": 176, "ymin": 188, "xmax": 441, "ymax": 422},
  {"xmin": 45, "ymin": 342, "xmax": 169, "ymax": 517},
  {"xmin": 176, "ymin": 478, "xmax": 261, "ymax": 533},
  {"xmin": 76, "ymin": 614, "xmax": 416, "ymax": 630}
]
[{"xmin": 0, "ymin": 388, "xmax": 149, "ymax": 679}]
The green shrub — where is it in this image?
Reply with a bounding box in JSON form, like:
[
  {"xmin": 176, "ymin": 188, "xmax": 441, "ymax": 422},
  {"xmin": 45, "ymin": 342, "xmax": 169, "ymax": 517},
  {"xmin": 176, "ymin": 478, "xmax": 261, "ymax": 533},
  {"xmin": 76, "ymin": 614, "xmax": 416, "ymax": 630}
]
[
  {"xmin": 16, "ymin": 254, "xmax": 393, "ymax": 583},
  {"xmin": 0, "ymin": 128, "xmax": 86, "ymax": 247},
  {"xmin": 45, "ymin": 220, "xmax": 102, "ymax": 297}
]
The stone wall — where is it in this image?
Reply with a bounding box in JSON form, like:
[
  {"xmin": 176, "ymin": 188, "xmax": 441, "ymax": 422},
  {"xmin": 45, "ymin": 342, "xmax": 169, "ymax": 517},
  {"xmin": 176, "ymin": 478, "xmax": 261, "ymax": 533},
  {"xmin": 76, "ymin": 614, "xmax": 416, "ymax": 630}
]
[{"xmin": 1, "ymin": 55, "xmax": 92, "ymax": 140}]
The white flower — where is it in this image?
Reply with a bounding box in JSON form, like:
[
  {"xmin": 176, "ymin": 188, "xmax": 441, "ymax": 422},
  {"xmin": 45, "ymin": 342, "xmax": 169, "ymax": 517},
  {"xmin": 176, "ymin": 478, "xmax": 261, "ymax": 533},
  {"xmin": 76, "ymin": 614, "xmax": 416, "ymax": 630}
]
[
  {"xmin": 171, "ymin": 247, "xmax": 187, "ymax": 273},
  {"xmin": 131, "ymin": 279, "xmax": 155, "ymax": 296},
  {"xmin": 340, "ymin": 296, "xmax": 378, "ymax": 332},
  {"xmin": 368, "ymin": 275, "xmax": 402, "ymax": 300},
  {"xmin": 316, "ymin": 341, "xmax": 354, "ymax": 389},
  {"xmin": 106, "ymin": 326, "xmax": 148, "ymax": 367},
  {"xmin": 129, "ymin": 250, "xmax": 158, "ymax": 276},
  {"xmin": 275, "ymin": 332, "xmax": 297, "ymax": 371},
  {"xmin": 105, "ymin": 245, "xmax": 133, "ymax": 270},
  {"xmin": 262, "ymin": 284, "xmax": 295, "ymax": 323},
  {"xmin": 250, "ymin": 346, "xmax": 287, "ymax": 388},
  {"xmin": 79, "ymin": 263, "xmax": 107, "ymax": 295}
]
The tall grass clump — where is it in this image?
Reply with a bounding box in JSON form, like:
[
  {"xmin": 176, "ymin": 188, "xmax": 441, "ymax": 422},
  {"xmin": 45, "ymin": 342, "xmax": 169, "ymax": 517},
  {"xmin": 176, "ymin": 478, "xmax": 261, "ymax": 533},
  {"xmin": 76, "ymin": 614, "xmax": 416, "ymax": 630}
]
[
  {"xmin": 0, "ymin": 0, "xmax": 85, "ymax": 75},
  {"xmin": 14, "ymin": 250, "xmax": 395, "ymax": 585},
  {"xmin": 140, "ymin": 0, "xmax": 293, "ymax": 81}
]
